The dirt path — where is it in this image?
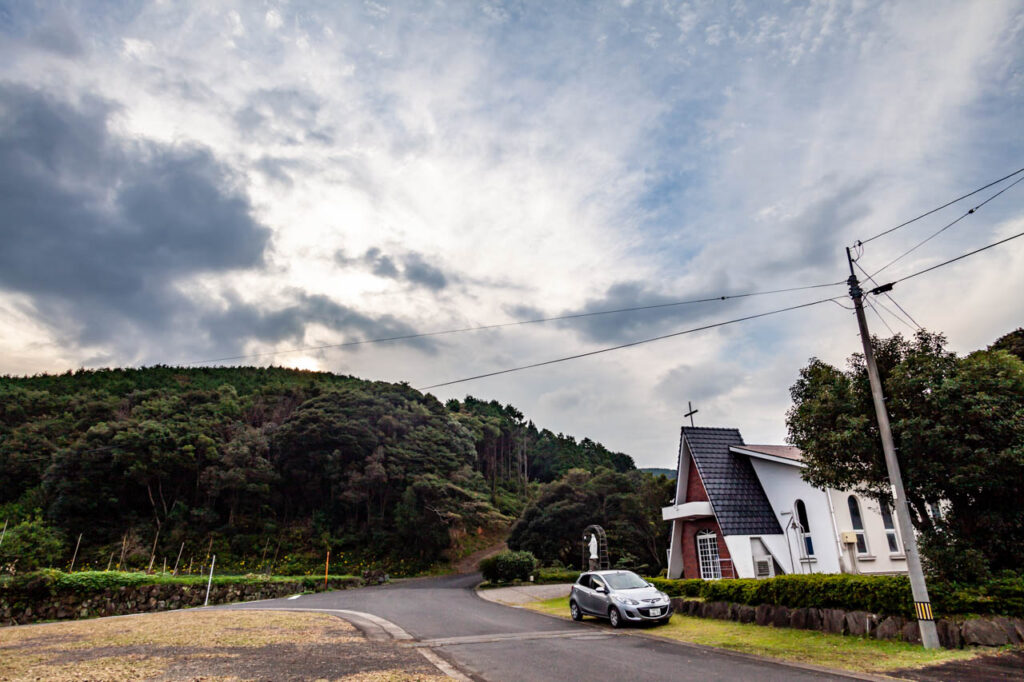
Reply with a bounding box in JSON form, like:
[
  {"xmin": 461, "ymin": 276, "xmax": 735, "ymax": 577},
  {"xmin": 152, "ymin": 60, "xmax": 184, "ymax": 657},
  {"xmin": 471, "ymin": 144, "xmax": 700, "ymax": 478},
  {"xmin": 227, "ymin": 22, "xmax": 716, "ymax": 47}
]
[
  {"xmin": 453, "ymin": 541, "xmax": 507, "ymax": 574},
  {"xmin": 895, "ymin": 649, "xmax": 1024, "ymax": 681},
  {"xmin": 0, "ymin": 609, "xmax": 448, "ymax": 681}
]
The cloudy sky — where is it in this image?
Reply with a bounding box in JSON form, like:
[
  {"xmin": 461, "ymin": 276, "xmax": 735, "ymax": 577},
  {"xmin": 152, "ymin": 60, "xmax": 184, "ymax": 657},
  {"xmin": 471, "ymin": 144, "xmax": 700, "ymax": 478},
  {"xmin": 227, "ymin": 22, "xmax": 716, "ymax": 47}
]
[{"xmin": 2, "ymin": 1, "xmax": 1023, "ymax": 468}]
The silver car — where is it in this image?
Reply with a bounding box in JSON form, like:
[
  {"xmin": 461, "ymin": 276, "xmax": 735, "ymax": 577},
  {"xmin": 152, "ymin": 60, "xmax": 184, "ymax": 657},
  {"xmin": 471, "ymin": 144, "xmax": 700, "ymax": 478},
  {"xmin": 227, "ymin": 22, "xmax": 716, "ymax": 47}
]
[{"xmin": 569, "ymin": 570, "xmax": 673, "ymax": 628}]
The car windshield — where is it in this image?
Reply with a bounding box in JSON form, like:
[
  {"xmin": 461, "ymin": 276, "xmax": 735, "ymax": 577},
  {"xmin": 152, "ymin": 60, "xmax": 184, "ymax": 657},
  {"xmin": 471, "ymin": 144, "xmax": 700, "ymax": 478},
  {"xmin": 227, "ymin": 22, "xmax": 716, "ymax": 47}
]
[{"xmin": 603, "ymin": 572, "xmax": 648, "ymax": 590}]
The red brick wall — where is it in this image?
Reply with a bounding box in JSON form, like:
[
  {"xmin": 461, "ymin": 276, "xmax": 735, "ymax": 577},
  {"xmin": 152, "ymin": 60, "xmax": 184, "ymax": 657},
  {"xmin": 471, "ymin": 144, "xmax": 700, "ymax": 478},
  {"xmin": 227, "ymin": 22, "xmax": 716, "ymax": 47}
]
[
  {"xmin": 685, "ymin": 455, "xmax": 709, "ymax": 502},
  {"xmin": 680, "ymin": 455, "xmax": 732, "ymax": 579}
]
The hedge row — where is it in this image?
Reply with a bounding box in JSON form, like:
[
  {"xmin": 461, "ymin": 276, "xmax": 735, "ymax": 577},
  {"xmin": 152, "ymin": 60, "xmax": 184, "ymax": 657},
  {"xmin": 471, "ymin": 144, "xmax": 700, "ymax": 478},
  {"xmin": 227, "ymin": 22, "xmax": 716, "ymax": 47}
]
[
  {"xmin": 2, "ymin": 569, "xmax": 359, "ymax": 601},
  {"xmin": 646, "ymin": 574, "xmax": 1024, "ymax": 618},
  {"xmin": 534, "ymin": 568, "xmax": 581, "ymax": 585}
]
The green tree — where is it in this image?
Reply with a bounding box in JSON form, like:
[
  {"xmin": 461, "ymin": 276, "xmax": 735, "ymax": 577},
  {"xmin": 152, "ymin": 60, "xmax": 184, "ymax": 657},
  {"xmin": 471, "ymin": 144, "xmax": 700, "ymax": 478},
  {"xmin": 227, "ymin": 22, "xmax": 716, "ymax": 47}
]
[
  {"xmin": 787, "ymin": 330, "xmax": 1024, "ymax": 579},
  {"xmin": 991, "ymin": 327, "xmax": 1024, "ymax": 362},
  {"xmin": 508, "ymin": 468, "xmax": 673, "ymax": 573}
]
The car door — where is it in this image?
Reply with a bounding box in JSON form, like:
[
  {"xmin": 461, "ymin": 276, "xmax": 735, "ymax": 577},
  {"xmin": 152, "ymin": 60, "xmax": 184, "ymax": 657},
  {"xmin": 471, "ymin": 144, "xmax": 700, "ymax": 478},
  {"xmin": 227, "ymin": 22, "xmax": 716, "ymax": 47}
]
[
  {"xmin": 590, "ymin": 575, "xmax": 611, "ymax": 615},
  {"xmin": 575, "ymin": 574, "xmax": 596, "ymax": 613}
]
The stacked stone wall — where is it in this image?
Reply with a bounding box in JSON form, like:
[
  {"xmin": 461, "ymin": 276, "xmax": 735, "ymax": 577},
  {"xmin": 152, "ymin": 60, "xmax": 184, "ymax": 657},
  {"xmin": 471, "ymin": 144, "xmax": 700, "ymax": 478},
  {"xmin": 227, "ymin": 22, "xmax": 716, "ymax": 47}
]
[
  {"xmin": 669, "ymin": 597, "xmax": 1024, "ymax": 648},
  {"xmin": 1, "ymin": 577, "xmax": 361, "ymax": 626}
]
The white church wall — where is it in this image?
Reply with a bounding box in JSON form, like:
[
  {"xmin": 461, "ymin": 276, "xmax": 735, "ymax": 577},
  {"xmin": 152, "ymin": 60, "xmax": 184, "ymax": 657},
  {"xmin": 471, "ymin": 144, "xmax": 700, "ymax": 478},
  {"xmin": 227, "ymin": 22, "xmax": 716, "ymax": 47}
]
[
  {"xmin": 747, "ymin": 458, "xmax": 843, "ymax": 575},
  {"xmin": 828, "ymin": 489, "xmax": 909, "ymax": 575}
]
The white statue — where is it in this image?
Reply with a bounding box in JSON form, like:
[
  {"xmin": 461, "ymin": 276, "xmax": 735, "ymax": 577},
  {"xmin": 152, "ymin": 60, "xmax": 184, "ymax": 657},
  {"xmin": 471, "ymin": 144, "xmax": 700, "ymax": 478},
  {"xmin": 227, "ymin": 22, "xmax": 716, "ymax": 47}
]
[{"xmin": 588, "ymin": 533, "xmax": 598, "ymax": 560}]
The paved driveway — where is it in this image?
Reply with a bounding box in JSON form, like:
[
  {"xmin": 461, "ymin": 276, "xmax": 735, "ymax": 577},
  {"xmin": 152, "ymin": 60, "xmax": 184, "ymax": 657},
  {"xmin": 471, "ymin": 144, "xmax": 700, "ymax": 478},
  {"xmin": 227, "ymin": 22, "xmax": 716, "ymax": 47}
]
[{"xmin": 226, "ymin": 573, "xmax": 857, "ymax": 681}]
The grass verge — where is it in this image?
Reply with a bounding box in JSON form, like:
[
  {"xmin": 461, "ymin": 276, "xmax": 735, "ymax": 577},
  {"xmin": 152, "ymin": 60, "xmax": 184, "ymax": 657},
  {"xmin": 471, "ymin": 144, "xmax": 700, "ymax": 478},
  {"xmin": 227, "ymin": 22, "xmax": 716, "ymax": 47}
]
[{"xmin": 524, "ymin": 596, "xmax": 982, "ymax": 674}]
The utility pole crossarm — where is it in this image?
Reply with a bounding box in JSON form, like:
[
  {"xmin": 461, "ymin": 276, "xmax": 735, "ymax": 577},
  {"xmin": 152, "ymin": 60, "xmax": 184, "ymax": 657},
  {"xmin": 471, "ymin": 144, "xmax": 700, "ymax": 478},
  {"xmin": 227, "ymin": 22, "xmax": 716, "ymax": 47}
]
[{"xmin": 845, "ymin": 248, "xmax": 940, "ymax": 649}]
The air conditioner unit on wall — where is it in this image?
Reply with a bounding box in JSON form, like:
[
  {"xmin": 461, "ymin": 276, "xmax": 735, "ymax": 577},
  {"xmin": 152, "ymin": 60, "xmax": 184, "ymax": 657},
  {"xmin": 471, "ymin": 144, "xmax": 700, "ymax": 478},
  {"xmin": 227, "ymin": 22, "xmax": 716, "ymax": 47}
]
[{"xmin": 754, "ymin": 557, "xmax": 775, "ymax": 579}]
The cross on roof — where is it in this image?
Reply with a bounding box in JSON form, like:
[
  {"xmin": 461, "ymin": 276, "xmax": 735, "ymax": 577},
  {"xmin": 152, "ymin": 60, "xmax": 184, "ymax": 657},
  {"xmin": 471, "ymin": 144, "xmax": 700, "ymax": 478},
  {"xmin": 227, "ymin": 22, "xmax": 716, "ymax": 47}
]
[{"xmin": 684, "ymin": 401, "xmax": 698, "ymax": 427}]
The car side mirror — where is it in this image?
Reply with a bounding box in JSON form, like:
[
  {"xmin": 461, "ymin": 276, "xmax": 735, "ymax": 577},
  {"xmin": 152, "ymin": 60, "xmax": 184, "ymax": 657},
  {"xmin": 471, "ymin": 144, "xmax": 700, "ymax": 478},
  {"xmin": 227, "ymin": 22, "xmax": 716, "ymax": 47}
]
[{"xmin": 595, "ymin": 586, "xmax": 607, "ymax": 594}]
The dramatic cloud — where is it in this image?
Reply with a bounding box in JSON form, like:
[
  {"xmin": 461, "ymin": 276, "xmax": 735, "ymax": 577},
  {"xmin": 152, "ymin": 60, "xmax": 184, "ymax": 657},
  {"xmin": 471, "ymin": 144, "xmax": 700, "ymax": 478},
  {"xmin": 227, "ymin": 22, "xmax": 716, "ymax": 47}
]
[
  {"xmin": 0, "ymin": 85, "xmax": 419, "ymax": 362},
  {"xmin": 336, "ymin": 248, "xmax": 452, "ymax": 291},
  {"xmin": 1, "ymin": 1, "xmax": 1022, "ymax": 466},
  {"xmin": 402, "ymin": 253, "xmax": 448, "ymax": 291},
  {"xmin": 0, "ymin": 85, "xmax": 268, "ymax": 346},
  {"xmin": 198, "ymin": 292, "xmax": 431, "ymax": 360},
  {"xmin": 554, "ymin": 280, "xmax": 742, "ymax": 344}
]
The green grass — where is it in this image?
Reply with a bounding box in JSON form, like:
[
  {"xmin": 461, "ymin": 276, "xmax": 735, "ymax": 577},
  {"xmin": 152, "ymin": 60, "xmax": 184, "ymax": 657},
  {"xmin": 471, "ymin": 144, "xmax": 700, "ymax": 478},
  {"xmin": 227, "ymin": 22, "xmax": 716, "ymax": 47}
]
[{"xmin": 525, "ymin": 596, "xmax": 982, "ymax": 673}]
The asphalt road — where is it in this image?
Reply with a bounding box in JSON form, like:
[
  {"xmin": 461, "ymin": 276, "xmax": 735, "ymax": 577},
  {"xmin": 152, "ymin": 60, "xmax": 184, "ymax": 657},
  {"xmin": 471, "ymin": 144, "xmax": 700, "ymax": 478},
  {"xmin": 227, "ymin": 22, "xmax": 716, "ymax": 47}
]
[{"xmin": 228, "ymin": 574, "xmax": 851, "ymax": 681}]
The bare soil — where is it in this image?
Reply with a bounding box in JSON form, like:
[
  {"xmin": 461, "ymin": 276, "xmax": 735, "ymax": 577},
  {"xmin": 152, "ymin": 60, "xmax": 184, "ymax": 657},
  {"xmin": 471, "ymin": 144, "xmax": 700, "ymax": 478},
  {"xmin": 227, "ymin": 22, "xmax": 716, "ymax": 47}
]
[
  {"xmin": 895, "ymin": 649, "xmax": 1024, "ymax": 681},
  {"xmin": 453, "ymin": 542, "xmax": 506, "ymax": 574},
  {"xmin": 0, "ymin": 609, "xmax": 448, "ymax": 681}
]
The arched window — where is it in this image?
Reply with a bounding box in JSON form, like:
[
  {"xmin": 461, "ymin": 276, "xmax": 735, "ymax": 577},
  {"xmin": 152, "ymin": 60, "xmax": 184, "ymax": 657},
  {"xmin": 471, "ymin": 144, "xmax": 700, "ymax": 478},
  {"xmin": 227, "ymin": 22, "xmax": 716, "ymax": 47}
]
[
  {"xmin": 880, "ymin": 504, "xmax": 900, "ymax": 553},
  {"xmin": 795, "ymin": 499, "xmax": 814, "ymax": 557},
  {"xmin": 847, "ymin": 495, "xmax": 868, "ymax": 554},
  {"xmin": 696, "ymin": 530, "xmax": 722, "ymax": 580}
]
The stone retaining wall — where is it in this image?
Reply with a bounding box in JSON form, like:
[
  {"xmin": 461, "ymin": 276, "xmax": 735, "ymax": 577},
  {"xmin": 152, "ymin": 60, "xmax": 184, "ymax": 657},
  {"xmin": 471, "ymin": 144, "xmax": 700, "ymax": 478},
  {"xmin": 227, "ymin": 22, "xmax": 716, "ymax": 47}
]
[
  {"xmin": 669, "ymin": 597, "xmax": 1024, "ymax": 648},
  {"xmin": 1, "ymin": 577, "xmax": 362, "ymax": 626}
]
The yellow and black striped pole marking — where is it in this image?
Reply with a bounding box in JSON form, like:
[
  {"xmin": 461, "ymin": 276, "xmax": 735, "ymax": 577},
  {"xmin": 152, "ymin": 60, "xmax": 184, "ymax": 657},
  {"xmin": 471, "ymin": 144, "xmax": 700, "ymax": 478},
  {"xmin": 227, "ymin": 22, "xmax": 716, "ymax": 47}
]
[{"xmin": 914, "ymin": 601, "xmax": 934, "ymax": 621}]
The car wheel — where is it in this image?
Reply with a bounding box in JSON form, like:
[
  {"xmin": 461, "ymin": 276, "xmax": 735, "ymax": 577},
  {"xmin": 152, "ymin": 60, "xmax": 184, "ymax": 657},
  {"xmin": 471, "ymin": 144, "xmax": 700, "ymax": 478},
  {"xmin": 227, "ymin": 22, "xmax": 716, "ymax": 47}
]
[
  {"xmin": 609, "ymin": 607, "xmax": 622, "ymax": 628},
  {"xmin": 570, "ymin": 600, "xmax": 583, "ymax": 621}
]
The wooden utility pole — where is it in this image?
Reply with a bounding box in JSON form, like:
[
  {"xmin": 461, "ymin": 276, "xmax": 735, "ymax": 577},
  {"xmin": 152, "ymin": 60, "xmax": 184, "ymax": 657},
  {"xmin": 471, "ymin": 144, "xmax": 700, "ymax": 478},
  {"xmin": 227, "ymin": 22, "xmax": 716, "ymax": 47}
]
[{"xmin": 846, "ymin": 248, "xmax": 939, "ymax": 649}]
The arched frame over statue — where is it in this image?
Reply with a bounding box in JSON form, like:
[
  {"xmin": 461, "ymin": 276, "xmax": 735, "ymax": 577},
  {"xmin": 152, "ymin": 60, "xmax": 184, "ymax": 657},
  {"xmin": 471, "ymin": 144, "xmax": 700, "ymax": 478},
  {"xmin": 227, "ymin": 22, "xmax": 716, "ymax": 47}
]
[{"xmin": 581, "ymin": 524, "xmax": 609, "ymax": 571}]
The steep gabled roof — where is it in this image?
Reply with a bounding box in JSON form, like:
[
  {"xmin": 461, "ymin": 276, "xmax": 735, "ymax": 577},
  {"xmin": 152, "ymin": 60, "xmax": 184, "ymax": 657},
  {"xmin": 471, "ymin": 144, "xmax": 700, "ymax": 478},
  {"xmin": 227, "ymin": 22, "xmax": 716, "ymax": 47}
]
[{"xmin": 683, "ymin": 426, "xmax": 783, "ymax": 536}]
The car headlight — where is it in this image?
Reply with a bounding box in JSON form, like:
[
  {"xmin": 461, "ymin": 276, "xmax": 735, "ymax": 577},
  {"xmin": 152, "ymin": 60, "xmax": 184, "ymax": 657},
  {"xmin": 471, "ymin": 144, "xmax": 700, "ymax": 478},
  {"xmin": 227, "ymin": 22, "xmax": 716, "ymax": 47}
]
[
  {"xmin": 658, "ymin": 591, "xmax": 669, "ymax": 601},
  {"xmin": 612, "ymin": 595, "xmax": 639, "ymax": 606}
]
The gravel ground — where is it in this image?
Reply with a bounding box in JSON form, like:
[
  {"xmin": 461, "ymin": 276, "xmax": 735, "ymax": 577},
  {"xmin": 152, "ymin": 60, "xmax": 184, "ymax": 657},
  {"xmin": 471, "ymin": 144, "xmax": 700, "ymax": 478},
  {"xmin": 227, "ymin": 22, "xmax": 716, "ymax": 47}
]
[
  {"xmin": 474, "ymin": 583, "xmax": 572, "ymax": 606},
  {"xmin": 0, "ymin": 609, "xmax": 448, "ymax": 681}
]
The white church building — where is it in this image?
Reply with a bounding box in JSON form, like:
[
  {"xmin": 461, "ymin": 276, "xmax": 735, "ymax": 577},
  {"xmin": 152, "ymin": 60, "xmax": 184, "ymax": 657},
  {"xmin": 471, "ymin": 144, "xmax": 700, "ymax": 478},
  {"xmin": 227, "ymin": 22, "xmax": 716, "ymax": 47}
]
[{"xmin": 663, "ymin": 426, "xmax": 909, "ymax": 580}]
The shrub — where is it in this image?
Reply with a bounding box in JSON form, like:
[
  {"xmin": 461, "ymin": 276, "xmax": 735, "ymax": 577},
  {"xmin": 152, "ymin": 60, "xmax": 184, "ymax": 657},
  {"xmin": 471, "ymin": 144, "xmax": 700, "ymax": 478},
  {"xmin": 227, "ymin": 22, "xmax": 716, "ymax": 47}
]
[
  {"xmin": 0, "ymin": 516, "xmax": 64, "ymax": 572},
  {"xmin": 480, "ymin": 550, "xmax": 537, "ymax": 583},
  {"xmin": 646, "ymin": 577, "xmax": 702, "ymax": 598}
]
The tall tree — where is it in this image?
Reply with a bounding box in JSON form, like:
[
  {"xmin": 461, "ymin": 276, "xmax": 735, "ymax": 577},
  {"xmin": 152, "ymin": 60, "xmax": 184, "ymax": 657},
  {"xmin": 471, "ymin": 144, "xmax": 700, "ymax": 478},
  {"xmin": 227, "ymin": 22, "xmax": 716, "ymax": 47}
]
[{"xmin": 787, "ymin": 330, "xmax": 1024, "ymax": 579}]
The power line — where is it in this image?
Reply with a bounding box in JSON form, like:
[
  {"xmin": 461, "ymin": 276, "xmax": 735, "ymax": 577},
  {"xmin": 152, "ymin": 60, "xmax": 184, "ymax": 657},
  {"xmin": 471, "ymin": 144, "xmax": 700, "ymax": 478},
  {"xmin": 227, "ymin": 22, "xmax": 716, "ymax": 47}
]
[
  {"xmin": 869, "ymin": 174, "xmax": 1024, "ymax": 278},
  {"xmin": 871, "ymin": 296, "xmax": 917, "ymax": 333},
  {"xmin": 857, "ymin": 167, "xmax": 1024, "ymax": 245},
  {"xmin": 852, "ymin": 260, "xmax": 922, "ymax": 330},
  {"xmin": 184, "ymin": 279, "xmax": 845, "ymax": 365},
  {"xmin": 865, "ymin": 298, "xmax": 896, "ymax": 336},
  {"xmin": 891, "ymin": 229, "xmax": 1024, "ymax": 286},
  {"xmin": 417, "ymin": 294, "xmax": 842, "ymax": 391}
]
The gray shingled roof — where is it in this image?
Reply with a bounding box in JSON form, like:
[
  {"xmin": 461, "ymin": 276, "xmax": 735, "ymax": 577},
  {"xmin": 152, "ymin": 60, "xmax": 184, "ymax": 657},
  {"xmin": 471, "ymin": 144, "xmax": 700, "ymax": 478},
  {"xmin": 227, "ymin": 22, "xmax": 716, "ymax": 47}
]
[{"xmin": 684, "ymin": 426, "xmax": 783, "ymax": 536}]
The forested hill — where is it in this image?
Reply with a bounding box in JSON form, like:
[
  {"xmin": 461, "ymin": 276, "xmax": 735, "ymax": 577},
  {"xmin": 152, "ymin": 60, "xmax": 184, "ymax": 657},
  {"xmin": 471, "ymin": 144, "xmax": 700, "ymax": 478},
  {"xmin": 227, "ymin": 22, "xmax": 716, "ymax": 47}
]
[{"xmin": 0, "ymin": 366, "xmax": 634, "ymax": 574}]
